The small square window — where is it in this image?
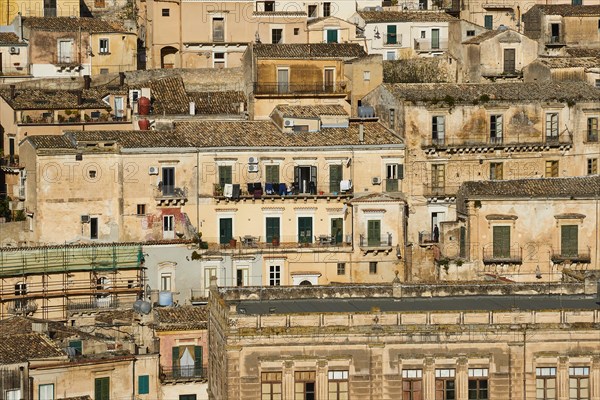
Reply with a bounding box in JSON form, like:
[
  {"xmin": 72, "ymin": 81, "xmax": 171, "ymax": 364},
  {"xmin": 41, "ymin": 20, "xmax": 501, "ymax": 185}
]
[
  {"xmin": 100, "ymin": 68, "xmax": 109, "ymax": 74},
  {"xmin": 137, "ymin": 204, "xmax": 146, "ymax": 215},
  {"xmin": 363, "ymin": 71, "xmax": 371, "ymax": 81},
  {"xmin": 369, "ymin": 262, "xmax": 377, "ymax": 274},
  {"xmin": 588, "ymin": 158, "xmax": 598, "ymax": 175},
  {"xmin": 466, "ymin": 30, "xmax": 476, "ymax": 36},
  {"xmin": 88, "ymin": 170, "xmax": 97, "ymax": 179},
  {"xmin": 337, "ymin": 263, "xmax": 346, "ymax": 275},
  {"xmin": 545, "ymin": 160, "xmax": 559, "ymax": 177},
  {"xmin": 294, "ymin": 28, "xmax": 299, "ymax": 35},
  {"xmin": 99, "ymin": 38, "xmax": 109, "ymax": 54},
  {"xmin": 162, "ymin": 8, "xmax": 169, "ymax": 16},
  {"xmin": 214, "ymin": 52, "xmax": 224, "ymax": 59},
  {"xmin": 596, "ymin": 79, "xmax": 600, "ymax": 88}
]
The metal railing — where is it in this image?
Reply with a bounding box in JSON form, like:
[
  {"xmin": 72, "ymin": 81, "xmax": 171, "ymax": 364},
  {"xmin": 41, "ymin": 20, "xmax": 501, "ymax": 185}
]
[
  {"xmin": 414, "ymin": 38, "xmax": 448, "ymax": 51},
  {"xmin": 7, "ymin": 299, "xmax": 38, "ymax": 315},
  {"xmin": 482, "ymin": 246, "xmax": 522, "ymax": 264},
  {"xmin": 550, "ymin": 247, "xmax": 591, "ymax": 263},
  {"xmin": 160, "ymin": 366, "xmax": 206, "ymax": 381},
  {"xmin": 385, "ymin": 179, "xmax": 399, "ymax": 192},
  {"xmin": 422, "ymin": 184, "xmax": 459, "ymax": 198},
  {"xmin": 253, "ymin": 81, "xmax": 348, "ymax": 95},
  {"xmin": 418, "ymin": 231, "xmax": 439, "ymax": 245},
  {"xmin": 156, "ymin": 185, "xmax": 188, "ymax": 198},
  {"xmin": 67, "ymin": 298, "xmax": 125, "ymax": 311},
  {"xmin": 359, "ymin": 233, "xmax": 392, "ymax": 247}
]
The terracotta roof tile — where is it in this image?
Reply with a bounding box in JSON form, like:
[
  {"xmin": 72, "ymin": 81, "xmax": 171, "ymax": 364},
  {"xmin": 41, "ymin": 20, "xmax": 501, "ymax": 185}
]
[
  {"xmin": 535, "ymin": 57, "xmax": 598, "ymax": 68},
  {"xmin": 0, "ymin": 32, "xmax": 21, "ymax": 45},
  {"xmin": 458, "ymin": 176, "xmax": 600, "ymax": 200},
  {"xmin": 383, "ymin": 82, "xmax": 600, "ymax": 103},
  {"xmin": 462, "ymin": 29, "xmax": 503, "ymax": 44},
  {"xmin": 273, "ymin": 104, "xmax": 348, "ymax": 118},
  {"xmin": 525, "ymin": 4, "xmax": 600, "ymax": 17},
  {"xmin": 58, "ymin": 396, "xmax": 92, "ymax": 400},
  {"xmin": 252, "ymin": 11, "xmax": 307, "ymax": 16},
  {"xmin": 154, "ymin": 306, "xmax": 207, "ymax": 331},
  {"xmin": 0, "ymin": 88, "xmax": 111, "ymax": 110},
  {"xmin": 357, "ymin": 10, "xmax": 457, "ymax": 23},
  {"xmin": 187, "ymin": 91, "xmax": 246, "ymax": 115},
  {"xmin": 253, "ymin": 43, "xmax": 367, "ymax": 59},
  {"xmin": 23, "ymin": 17, "xmax": 128, "ymax": 33},
  {"xmin": 566, "ymin": 48, "xmax": 600, "ymax": 58},
  {"xmin": 149, "ymin": 76, "xmax": 190, "ymax": 115},
  {"xmin": 0, "ymin": 333, "xmax": 65, "ymax": 364}
]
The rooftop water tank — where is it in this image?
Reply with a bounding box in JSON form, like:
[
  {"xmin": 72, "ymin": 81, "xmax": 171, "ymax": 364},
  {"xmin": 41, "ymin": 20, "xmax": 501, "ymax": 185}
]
[
  {"xmin": 133, "ymin": 299, "xmax": 152, "ymax": 314},
  {"xmin": 138, "ymin": 96, "xmax": 151, "ymax": 115},
  {"xmin": 158, "ymin": 291, "xmax": 173, "ymax": 307},
  {"xmin": 358, "ymin": 106, "xmax": 375, "ymax": 118}
]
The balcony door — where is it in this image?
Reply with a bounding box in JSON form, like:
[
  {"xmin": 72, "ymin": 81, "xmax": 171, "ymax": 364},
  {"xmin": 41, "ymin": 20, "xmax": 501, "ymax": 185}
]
[
  {"xmin": 162, "ymin": 167, "xmax": 175, "ymax": 195},
  {"xmin": 324, "ymin": 68, "xmax": 335, "ymax": 92},
  {"xmin": 58, "ymin": 40, "xmax": 72, "ymax": 63},
  {"xmin": 331, "ymin": 218, "xmax": 343, "ymax": 244},
  {"xmin": 431, "ymin": 29, "xmax": 440, "ymax": 49},
  {"xmin": 367, "ymin": 220, "xmax": 381, "ymax": 246},
  {"xmin": 298, "ymin": 217, "xmax": 313, "ymax": 244},
  {"xmin": 493, "ymin": 226, "xmax": 510, "ymax": 258},
  {"xmin": 503, "ymin": 49, "xmax": 515, "ymax": 74},
  {"xmin": 219, "ymin": 218, "xmax": 233, "ymax": 244},
  {"xmin": 560, "ymin": 225, "xmax": 578, "ymax": 258},
  {"xmin": 277, "ymin": 68, "xmax": 289, "ymax": 94}
]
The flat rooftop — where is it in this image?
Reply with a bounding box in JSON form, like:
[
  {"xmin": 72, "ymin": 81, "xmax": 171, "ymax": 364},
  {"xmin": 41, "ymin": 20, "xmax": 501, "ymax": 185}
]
[{"xmin": 235, "ymin": 295, "xmax": 599, "ymax": 315}]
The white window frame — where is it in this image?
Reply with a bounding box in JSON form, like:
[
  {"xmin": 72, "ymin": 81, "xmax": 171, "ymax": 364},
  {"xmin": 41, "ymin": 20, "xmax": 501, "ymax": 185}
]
[
  {"xmin": 269, "ymin": 265, "xmax": 281, "ymax": 286},
  {"xmin": 5, "ymin": 389, "xmax": 21, "ymax": 400},
  {"xmin": 39, "ymin": 384, "xmax": 54, "ymax": 400},
  {"xmin": 160, "ymin": 272, "xmax": 172, "ymax": 291},
  {"xmin": 99, "ymin": 38, "xmax": 109, "ymax": 54},
  {"xmin": 163, "ymin": 215, "xmax": 174, "ymax": 239},
  {"xmin": 213, "ymin": 52, "xmax": 226, "ymax": 68}
]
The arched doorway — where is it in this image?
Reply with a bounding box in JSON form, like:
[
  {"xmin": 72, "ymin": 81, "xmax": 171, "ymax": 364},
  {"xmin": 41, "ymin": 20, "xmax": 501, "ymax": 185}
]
[{"xmin": 160, "ymin": 46, "xmax": 179, "ymax": 69}]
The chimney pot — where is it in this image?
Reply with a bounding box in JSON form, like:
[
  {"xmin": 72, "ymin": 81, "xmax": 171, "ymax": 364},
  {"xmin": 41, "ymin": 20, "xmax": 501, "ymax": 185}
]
[
  {"xmin": 10, "ymin": 85, "xmax": 16, "ymax": 100},
  {"xmin": 84, "ymin": 75, "xmax": 91, "ymax": 90},
  {"xmin": 359, "ymin": 124, "xmax": 365, "ymax": 143},
  {"xmin": 119, "ymin": 72, "xmax": 125, "ymax": 87}
]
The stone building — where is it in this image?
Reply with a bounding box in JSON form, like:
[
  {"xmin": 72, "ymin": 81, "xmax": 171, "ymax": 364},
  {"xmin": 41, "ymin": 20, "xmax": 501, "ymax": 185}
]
[
  {"xmin": 361, "ymin": 81, "xmax": 600, "ymax": 279},
  {"xmin": 524, "ymin": 56, "xmax": 600, "ymax": 86},
  {"xmin": 0, "ymin": 32, "xmax": 29, "ymax": 81},
  {"xmin": 208, "ymin": 282, "xmax": 600, "ymax": 400}
]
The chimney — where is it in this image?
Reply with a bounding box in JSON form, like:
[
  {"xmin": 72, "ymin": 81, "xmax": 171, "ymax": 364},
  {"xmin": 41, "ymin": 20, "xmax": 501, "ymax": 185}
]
[
  {"xmin": 189, "ymin": 101, "xmax": 195, "ymax": 115},
  {"xmin": 119, "ymin": 72, "xmax": 126, "ymax": 87},
  {"xmin": 77, "ymin": 91, "xmax": 83, "ymax": 106},
  {"xmin": 358, "ymin": 124, "xmax": 364, "ymax": 143},
  {"xmin": 10, "ymin": 85, "xmax": 15, "ymax": 100},
  {"xmin": 83, "ymin": 75, "xmax": 91, "ymax": 90}
]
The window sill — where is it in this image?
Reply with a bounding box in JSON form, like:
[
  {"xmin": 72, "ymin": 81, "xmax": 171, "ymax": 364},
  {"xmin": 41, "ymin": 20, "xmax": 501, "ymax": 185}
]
[{"xmin": 98, "ymin": 52, "xmax": 111, "ymax": 55}]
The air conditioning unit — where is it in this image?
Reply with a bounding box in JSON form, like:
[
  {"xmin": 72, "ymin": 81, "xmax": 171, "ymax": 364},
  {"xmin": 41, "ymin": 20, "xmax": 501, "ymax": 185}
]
[
  {"xmin": 284, "ymin": 119, "xmax": 294, "ymax": 127},
  {"xmin": 9, "ymin": 47, "xmax": 20, "ymax": 55},
  {"xmin": 340, "ymin": 180, "xmax": 352, "ymax": 192},
  {"xmin": 148, "ymin": 166, "xmax": 159, "ymax": 175},
  {"xmin": 81, "ymin": 215, "xmax": 90, "ymax": 223},
  {"xmin": 248, "ymin": 156, "xmax": 258, "ymax": 164},
  {"xmin": 372, "ymin": 177, "xmax": 381, "ymax": 185},
  {"xmin": 248, "ymin": 164, "xmax": 259, "ymax": 173}
]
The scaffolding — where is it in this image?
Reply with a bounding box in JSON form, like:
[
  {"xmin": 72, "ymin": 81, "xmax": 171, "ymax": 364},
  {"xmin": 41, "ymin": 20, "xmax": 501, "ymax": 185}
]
[{"xmin": 0, "ymin": 244, "xmax": 145, "ymax": 320}]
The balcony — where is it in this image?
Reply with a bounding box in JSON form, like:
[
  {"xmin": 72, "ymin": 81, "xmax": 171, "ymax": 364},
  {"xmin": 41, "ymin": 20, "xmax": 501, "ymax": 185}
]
[
  {"xmin": 546, "ymin": 36, "xmax": 565, "ymax": 47},
  {"xmin": 66, "ymin": 298, "xmax": 130, "ymax": 312},
  {"xmin": 213, "ymin": 182, "xmax": 352, "ymax": 204},
  {"xmin": 550, "ymin": 247, "xmax": 591, "ymax": 264},
  {"xmin": 190, "ymin": 289, "xmax": 208, "ymax": 304},
  {"xmin": 359, "ymin": 233, "xmax": 393, "ymax": 254},
  {"xmin": 421, "ymin": 134, "xmax": 572, "ymax": 154},
  {"xmin": 7, "ymin": 299, "xmax": 38, "ymax": 315},
  {"xmin": 414, "ymin": 38, "xmax": 448, "ymax": 52},
  {"xmin": 253, "ymin": 81, "xmax": 348, "ymax": 97},
  {"xmin": 385, "ymin": 179, "xmax": 399, "ymax": 192},
  {"xmin": 418, "ymin": 231, "xmax": 439, "ymax": 246},
  {"xmin": 422, "ymin": 184, "xmax": 459, "ymax": 199},
  {"xmin": 0, "ymin": 156, "xmax": 21, "ymax": 169},
  {"xmin": 160, "ymin": 366, "xmax": 206, "ymax": 383},
  {"xmin": 155, "ymin": 185, "xmax": 188, "ymax": 206},
  {"xmin": 482, "ymin": 246, "xmax": 522, "ymax": 264}
]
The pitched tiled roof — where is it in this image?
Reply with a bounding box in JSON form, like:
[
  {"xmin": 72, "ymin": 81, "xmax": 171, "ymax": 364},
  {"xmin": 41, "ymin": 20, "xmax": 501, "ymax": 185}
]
[
  {"xmin": 382, "ymin": 82, "xmax": 600, "ymax": 103},
  {"xmin": 0, "ymin": 32, "xmax": 21, "ymax": 45},
  {"xmin": 526, "ymin": 4, "xmax": 600, "ymax": 17},
  {"xmin": 566, "ymin": 48, "xmax": 600, "ymax": 59},
  {"xmin": 154, "ymin": 306, "xmax": 208, "ymax": 331},
  {"xmin": 273, "ymin": 104, "xmax": 348, "ymax": 118},
  {"xmin": 0, "ymin": 88, "xmax": 111, "ymax": 110},
  {"xmin": 187, "ymin": 91, "xmax": 246, "ymax": 115},
  {"xmin": 462, "ymin": 29, "xmax": 503, "ymax": 44},
  {"xmin": 357, "ymin": 11, "xmax": 457, "ymax": 23},
  {"xmin": 27, "ymin": 120, "xmax": 402, "ymax": 150},
  {"xmin": 534, "ymin": 57, "xmax": 598, "ymax": 68},
  {"xmin": 94, "ymin": 309, "xmax": 134, "ymax": 324},
  {"xmin": 23, "ymin": 17, "xmax": 128, "ymax": 33},
  {"xmin": 0, "ymin": 316, "xmax": 95, "ymax": 341},
  {"xmin": 349, "ymin": 192, "xmax": 405, "ymax": 203},
  {"xmin": 253, "ymin": 43, "xmax": 367, "ymax": 59},
  {"xmin": 0, "ymin": 333, "xmax": 65, "ymax": 364},
  {"xmin": 149, "ymin": 76, "xmax": 190, "ymax": 115},
  {"xmin": 252, "ymin": 11, "xmax": 307, "ymax": 16},
  {"xmin": 458, "ymin": 176, "xmax": 600, "ymax": 200},
  {"xmin": 58, "ymin": 396, "xmax": 92, "ymax": 400}
]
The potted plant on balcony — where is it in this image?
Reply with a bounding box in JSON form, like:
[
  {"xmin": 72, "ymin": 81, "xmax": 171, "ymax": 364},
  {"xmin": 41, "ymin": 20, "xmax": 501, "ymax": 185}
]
[
  {"xmin": 229, "ymin": 238, "xmax": 237, "ymax": 248},
  {"xmin": 272, "ymin": 236, "xmax": 280, "ymax": 247}
]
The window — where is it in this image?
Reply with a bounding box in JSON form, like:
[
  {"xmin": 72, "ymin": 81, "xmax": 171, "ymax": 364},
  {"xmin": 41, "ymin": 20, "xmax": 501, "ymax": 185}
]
[
  {"xmin": 265, "ymin": 165, "xmax": 280, "ymax": 185},
  {"xmin": 96, "ymin": 277, "xmax": 109, "ymax": 299},
  {"xmin": 58, "ymin": 39, "xmax": 72, "ymax": 63},
  {"xmin": 490, "ymin": 162, "xmax": 503, "ymax": 180},
  {"xmin": 386, "ymin": 25, "xmax": 397, "ymax": 44},
  {"xmin": 294, "ymin": 371, "xmax": 316, "ymax": 400},
  {"xmin": 545, "ymin": 160, "xmax": 559, "ymax": 177},
  {"xmin": 266, "ymin": 217, "xmax": 280, "ymax": 243},
  {"xmin": 236, "ymin": 268, "xmax": 248, "ymax": 286},
  {"xmin": 218, "ymin": 165, "xmax": 232, "ymax": 187},
  {"xmin": 298, "ymin": 216, "xmax": 313, "ymax": 243},
  {"xmin": 137, "ymin": 204, "xmax": 146, "ymax": 215},
  {"xmin": 326, "ymin": 29, "xmax": 338, "ymax": 43},
  {"xmin": 571, "ymin": 0, "xmax": 582, "ymax": 4},
  {"xmin": 389, "ymin": 108, "xmax": 395, "ymax": 129},
  {"xmin": 432, "ymin": 164, "xmax": 445, "ymax": 189},
  {"xmin": 546, "ymin": 113, "xmax": 559, "ymax": 141},
  {"xmin": 90, "ymin": 217, "xmax": 98, "ymax": 239},
  {"xmin": 328, "ymin": 371, "xmax": 348, "ymax": 400},
  {"xmin": 331, "ymin": 218, "xmax": 343, "ymax": 244},
  {"xmin": 431, "ymin": 28, "xmax": 440, "ymax": 49},
  {"xmin": 213, "ymin": 18, "xmax": 224, "ymax": 42},
  {"xmin": 69, "ymin": 339, "xmax": 82, "ymax": 355},
  {"xmin": 324, "ymin": 68, "xmax": 335, "ymax": 92},
  {"xmin": 402, "ymin": 369, "xmax": 423, "ymax": 400},
  {"xmin": 550, "ymin": 23, "xmax": 560, "ymax": 43},
  {"xmin": 561, "ymin": 225, "xmax": 578, "ymax": 258},
  {"xmin": 262, "ymin": 372, "xmax": 282, "ymax": 400},
  {"xmin": 99, "ymin": 38, "xmax": 109, "ymax": 54},
  {"xmin": 386, "ymin": 51, "xmax": 396, "ymax": 60},
  {"xmin": 596, "ymin": 79, "xmax": 600, "ymax": 88},
  {"xmin": 490, "ymin": 115, "xmax": 503, "ymax": 144},
  {"xmin": 536, "ymin": 367, "xmax": 556, "ymax": 400},
  {"xmin": 435, "ymin": 369, "xmax": 455, "ymax": 400},
  {"xmin": 484, "ymin": 15, "xmax": 493, "ymax": 29},
  {"xmin": 269, "ymin": 265, "xmax": 281, "ymax": 286},
  {"xmin": 363, "ymin": 71, "xmax": 371, "ymax": 81},
  {"xmin": 179, "ymin": 396, "xmax": 196, "ymax": 400},
  {"xmin": 172, "ymin": 346, "xmax": 202, "ymax": 378},
  {"xmin": 162, "ymin": 166, "xmax": 175, "ymax": 195},
  {"xmin": 569, "ymin": 367, "xmax": 589, "ymax": 400},
  {"xmin": 468, "ymin": 368, "xmax": 488, "ymax": 400},
  {"xmin": 329, "ymin": 164, "xmax": 342, "ymax": 193},
  {"xmin": 271, "ymin": 29, "xmax": 283, "ymax": 44},
  {"xmin": 369, "ymin": 261, "xmax": 377, "ymax": 274},
  {"xmin": 100, "ymin": 68, "xmax": 109, "ymax": 74},
  {"xmin": 503, "ymin": 48, "xmax": 515, "ymax": 73},
  {"xmin": 213, "ymin": 52, "xmax": 225, "ymax": 69},
  {"xmin": 308, "ymin": 5, "xmax": 317, "ymax": 17},
  {"xmin": 588, "ymin": 158, "xmax": 598, "ymax": 175},
  {"xmin": 39, "ymin": 384, "xmax": 54, "ymax": 400},
  {"xmin": 421, "ymin": 31, "xmax": 426, "ymax": 38},
  {"xmin": 294, "ymin": 28, "xmax": 299, "ymax": 35},
  {"xmin": 162, "ymin": 8, "xmax": 169, "ymax": 16},
  {"xmin": 138, "ymin": 375, "xmax": 149, "ymax": 395},
  {"xmin": 466, "ymin": 30, "xmax": 476, "ymax": 36},
  {"xmin": 386, "ymin": 163, "xmax": 403, "ymax": 192},
  {"xmin": 367, "ymin": 220, "xmax": 381, "ymax": 246},
  {"xmin": 323, "ymin": 2, "xmax": 331, "ymax": 16},
  {"xmin": 94, "ymin": 377, "xmax": 110, "ymax": 400},
  {"xmin": 432, "ymin": 116, "xmax": 445, "ymax": 145},
  {"xmin": 264, "ymin": 1, "xmax": 274, "ymax": 11},
  {"xmin": 163, "ymin": 215, "xmax": 174, "ymax": 239},
  {"xmin": 6, "ymin": 390, "xmax": 21, "ymax": 400},
  {"xmin": 294, "ymin": 165, "xmax": 317, "ymax": 194},
  {"xmin": 219, "ymin": 218, "xmax": 233, "ymax": 244},
  {"xmin": 337, "ymin": 262, "xmax": 346, "ymax": 275},
  {"xmin": 161, "ymin": 273, "xmax": 172, "ymax": 291},
  {"xmin": 492, "ymin": 225, "xmax": 510, "ymax": 259},
  {"xmin": 587, "ymin": 117, "xmax": 598, "ymax": 142}
]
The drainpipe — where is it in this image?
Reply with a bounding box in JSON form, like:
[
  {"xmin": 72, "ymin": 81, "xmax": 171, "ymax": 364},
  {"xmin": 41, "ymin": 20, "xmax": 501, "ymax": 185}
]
[
  {"xmin": 196, "ymin": 149, "xmax": 200, "ymax": 242},
  {"xmin": 132, "ymin": 356, "xmax": 136, "ymax": 400}
]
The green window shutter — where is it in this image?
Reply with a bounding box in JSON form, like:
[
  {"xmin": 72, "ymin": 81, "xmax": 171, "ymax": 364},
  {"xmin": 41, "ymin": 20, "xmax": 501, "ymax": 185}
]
[
  {"xmin": 331, "ymin": 218, "xmax": 343, "ymax": 244},
  {"xmin": 172, "ymin": 346, "xmax": 179, "ymax": 369},
  {"xmin": 69, "ymin": 340, "xmax": 82, "ymax": 355},
  {"xmin": 398, "ymin": 164, "xmax": 404, "ymax": 180},
  {"xmin": 266, "ymin": 217, "xmax": 280, "ymax": 243},
  {"xmin": 493, "ymin": 226, "xmax": 510, "ymax": 258},
  {"xmin": 138, "ymin": 375, "xmax": 149, "ymax": 395},
  {"xmin": 194, "ymin": 346, "xmax": 203, "ymax": 375},
  {"xmin": 327, "ymin": 29, "xmax": 338, "ymax": 43},
  {"xmin": 298, "ymin": 217, "xmax": 313, "ymax": 243},
  {"xmin": 329, "ymin": 165, "xmax": 342, "ymax": 193},
  {"xmin": 561, "ymin": 225, "xmax": 578, "ymax": 257},
  {"xmin": 94, "ymin": 377, "xmax": 109, "ymax": 400},
  {"xmin": 368, "ymin": 220, "xmax": 381, "ymax": 246},
  {"xmin": 265, "ymin": 165, "xmax": 279, "ymax": 184},
  {"xmin": 218, "ymin": 165, "xmax": 232, "ymax": 187},
  {"xmin": 387, "ymin": 25, "xmax": 397, "ymax": 44}
]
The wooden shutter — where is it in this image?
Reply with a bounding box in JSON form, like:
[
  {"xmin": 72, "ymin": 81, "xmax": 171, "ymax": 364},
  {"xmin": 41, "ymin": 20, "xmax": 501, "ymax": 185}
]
[
  {"xmin": 138, "ymin": 375, "xmax": 149, "ymax": 395},
  {"xmin": 561, "ymin": 225, "xmax": 578, "ymax": 257},
  {"xmin": 266, "ymin": 217, "xmax": 280, "ymax": 243},
  {"xmin": 218, "ymin": 165, "xmax": 231, "ymax": 187},
  {"xmin": 310, "ymin": 165, "xmax": 318, "ymax": 193},
  {"xmin": 265, "ymin": 165, "xmax": 279, "ymax": 184},
  {"xmin": 398, "ymin": 164, "xmax": 404, "ymax": 180},
  {"xmin": 94, "ymin": 378, "xmax": 109, "ymax": 400},
  {"xmin": 172, "ymin": 346, "xmax": 179, "ymax": 373},
  {"xmin": 387, "ymin": 25, "xmax": 397, "ymax": 44},
  {"xmin": 368, "ymin": 220, "xmax": 381, "ymax": 246},
  {"xmin": 194, "ymin": 346, "xmax": 203, "ymax": 375},
  {"xmin": 329, "ymin": 165, "xmax": 342, "ymax": 193},
  {"xmin": 503, "ymin": 49, "xmax": 515, "ymax": 73},
  {"xmin": 493, "ymin": 226, "xmax": 510, "ymax": 258}
]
